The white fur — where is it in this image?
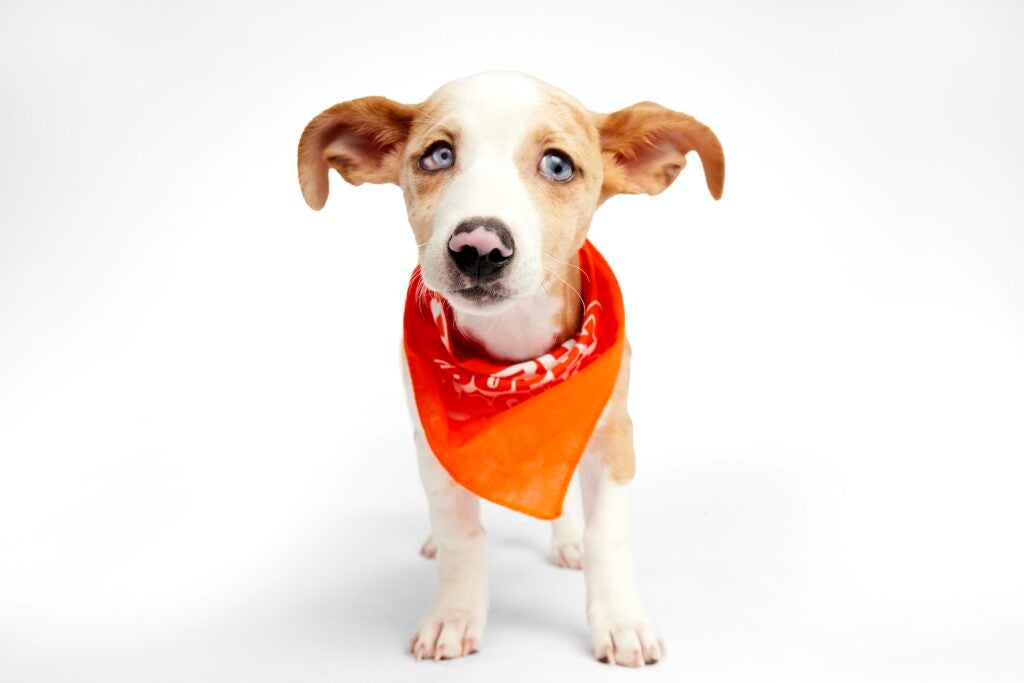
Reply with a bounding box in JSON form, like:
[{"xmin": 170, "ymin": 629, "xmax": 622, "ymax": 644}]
[
  {"xmin": 456, "ymin": 287, "xmax": 565, "ymax": 361},
  {"xmin": 577, "ymin": 417, "xmax": 665, "ymax": 665},
  {"xmin": 408, "ymin": 427, "xmax": 488, "ymax": 660},
  {"xmin": 550, "ymin": 475, "xmax": 584, "ymax": 570},
  {"xmin": 417, "ymin": 73, "xmax": 547, "ymax": 316}
]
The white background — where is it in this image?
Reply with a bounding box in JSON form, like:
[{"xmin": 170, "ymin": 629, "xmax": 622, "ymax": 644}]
[{"xmin": 2, "ymin": 1, "xmax": 1022, "ymax": 681}]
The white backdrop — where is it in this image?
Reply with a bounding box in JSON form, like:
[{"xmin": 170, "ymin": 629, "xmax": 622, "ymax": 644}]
[{"xmin": 1, "ymin": 1, "xmax": 1022, "ymax": 681}]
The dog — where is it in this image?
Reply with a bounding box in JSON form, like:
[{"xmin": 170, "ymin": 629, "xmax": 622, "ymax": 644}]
[{"xmin": 297, "ymin": 71, "xmax": 724, "ymax": 666}]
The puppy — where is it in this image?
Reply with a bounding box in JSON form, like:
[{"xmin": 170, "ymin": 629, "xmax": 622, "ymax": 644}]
[{"xmin": 297, "ymin": 71, "xmax": 724, "ymax": 666}]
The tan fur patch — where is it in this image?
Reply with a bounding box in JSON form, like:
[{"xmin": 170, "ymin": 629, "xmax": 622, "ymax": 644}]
[
  {"xmin": 513, "ymin": 88, "xmax": 605, "ymax": 341},
  {"xmin": 399, "ymin": 96, "xmax": 464, "ymax": 249},
  {"xmin": 546, "ymin": 250, "xmax": 583, "ymax": 347},
  {"xmin": 592, "ymin": 341, "xmax": 635, "ymax": 483}
]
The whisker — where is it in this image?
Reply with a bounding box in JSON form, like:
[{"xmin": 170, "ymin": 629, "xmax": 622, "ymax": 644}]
[
  {"xmin": 542, "ymin": 254, "xmax": 590, "ymax": 284},
  {"xmin": 452, "ymin": 307, "xmax": 472, "ymax": 341},
  {"xmin": 541, "ymin": 263, "xmax": 585, "ymax": 311},
  {"xmin": 412, "ymin": 270, "xmax": 430, "ymax": 320}
]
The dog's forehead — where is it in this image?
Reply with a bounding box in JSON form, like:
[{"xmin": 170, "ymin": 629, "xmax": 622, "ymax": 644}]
[
  {"xmin": 429, "ymin": 72, "xmax": 540, "ymax": 118},
  {"xmin": 419, "ymin": 72, "xmax": 591, "ymax": 144}
]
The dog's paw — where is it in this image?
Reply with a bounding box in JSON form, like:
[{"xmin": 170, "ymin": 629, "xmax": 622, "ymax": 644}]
[
  {"xmin": 420, "ymin": 534, "xmax": 437, "ymax": 559},
  {"xmin": 550, "ymin": 538, "xmax": 584, "ymax": 570},
  {"xmin": 550, "ymin": 520, "xmax": 584, "ymax": 570},
  {"xmin": 589, "ymin": 611, "xmax": 665, "ymax": 667},
  {"xmin": 409, "ymin": 607, "xmax": 484, "ymax": 661}
]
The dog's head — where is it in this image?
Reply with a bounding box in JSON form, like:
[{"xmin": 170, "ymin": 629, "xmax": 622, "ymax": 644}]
[{"xmin": 298, "ymin": 72, "xmax": 723, "ymax": 315}]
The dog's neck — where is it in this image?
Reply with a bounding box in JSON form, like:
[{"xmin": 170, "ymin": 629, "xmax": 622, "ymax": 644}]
[{"xmin": 451, "ymin": 256, "xmax": 583, "ymax": 363}]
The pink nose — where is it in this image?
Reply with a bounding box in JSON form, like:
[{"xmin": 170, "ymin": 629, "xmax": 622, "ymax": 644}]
[
  {"xmin": 448, "ymin": 227, "xmax": 513, "ymax": 258},
  {"xmin": 447, "ymin": 219, "xmax": 516, "ymax": 279}
]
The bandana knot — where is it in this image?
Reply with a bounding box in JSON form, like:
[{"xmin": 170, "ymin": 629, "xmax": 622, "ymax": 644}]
[{"xmin": 428, "ymin": 296, "xmax": 603, "ymax": 419}]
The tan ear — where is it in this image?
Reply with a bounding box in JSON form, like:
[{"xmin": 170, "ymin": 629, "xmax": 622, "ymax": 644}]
[
  {"xmin": 297, "ymin": 96, "xmax": 418, "ymax": 210},
  {"xmin": 597, "ymin": 101, "xmax": 725, "ymax": 202}
]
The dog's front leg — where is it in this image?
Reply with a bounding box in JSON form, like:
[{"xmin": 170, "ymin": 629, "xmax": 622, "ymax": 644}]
[
  {"xmin": 579, "ymin": 445, "xmax": 664, "ymax": 666},
  {"xmin": 408, "ymin": 429, "xmax": 488, "ymax": 660},
  {"xmin": 578, "ymin": 346, "xmax": 665, "ymax": 666},
  {"xmin": 550, "ymin": 477, "xmax": 585, "ymax": 569}
]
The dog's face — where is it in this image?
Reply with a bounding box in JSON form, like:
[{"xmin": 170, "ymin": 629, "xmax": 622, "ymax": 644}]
[{"xmin": 298, "ymin": 72, "xmax": 724, "ymax": 315}]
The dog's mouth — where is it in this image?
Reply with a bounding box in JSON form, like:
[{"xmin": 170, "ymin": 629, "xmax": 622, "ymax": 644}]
[{"xmin": 451, "ymin": 284, "xmax": 509, "ymax": 305}]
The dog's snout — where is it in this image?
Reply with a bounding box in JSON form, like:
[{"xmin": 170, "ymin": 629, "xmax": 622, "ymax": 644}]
[{"xmin": 447, "ymin": 218, "xmax": 515, "ymax": 279}]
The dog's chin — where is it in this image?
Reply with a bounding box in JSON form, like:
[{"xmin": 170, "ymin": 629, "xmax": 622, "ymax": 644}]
[{"xmin": 445, "ymin": 284, "xmax": 519, "ymax": 316}]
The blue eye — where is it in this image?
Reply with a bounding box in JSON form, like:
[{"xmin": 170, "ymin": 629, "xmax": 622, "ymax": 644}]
[
  {"xmin": 539, "ymin": 150, "xmax": 575, "ymax": 182},
  {"xmin": 419, "ymin": 142, "xmax": 455, "ymax": 171}
]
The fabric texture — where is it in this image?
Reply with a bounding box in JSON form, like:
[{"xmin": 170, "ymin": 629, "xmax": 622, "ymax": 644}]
[{"xmin": 403, "ymin": 240, "xmax": 626, "ymax": 520}]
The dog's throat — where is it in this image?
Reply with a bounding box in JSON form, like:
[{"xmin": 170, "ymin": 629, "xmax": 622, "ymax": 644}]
[
  {"xmin": 452, "ymin": 298, "xmax": 584, "ymax": 364},
  {"xmin": 452, "ymin": 278, "xmax": 583, "ymax": 363}
]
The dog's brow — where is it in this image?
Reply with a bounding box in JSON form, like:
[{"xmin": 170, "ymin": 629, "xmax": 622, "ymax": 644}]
[
  {"xmin": 535, "ymin": 130, "xmax": 585, "ymax": 157},
  {"xmin": 540, "ymin": 130, "xmax": 573, "ymax": 145},
  {"xmin": 416, "ymin": 124, "xmax": 457, "ymax": 148}
]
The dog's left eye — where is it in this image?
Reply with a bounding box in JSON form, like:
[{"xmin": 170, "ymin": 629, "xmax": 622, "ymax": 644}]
[
  {"xmin": 539, "ymin": 150, "xmax": 575, "ymax": 182},
  {"xmin": 419, "ymin": 142, "xmax": 455, "ymax": 171}
]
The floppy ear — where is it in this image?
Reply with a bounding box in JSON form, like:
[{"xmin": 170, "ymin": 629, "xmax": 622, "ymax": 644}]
[
  {"xmin": 297, "ymin": 96, "xmax": 418, "ymax": 210},
  {"xmin": 597, "ymin": 101, "xmax": 725, "ymax": 202}
]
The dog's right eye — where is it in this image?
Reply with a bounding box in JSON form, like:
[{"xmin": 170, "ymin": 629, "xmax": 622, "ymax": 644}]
[{"xmin": 419, "ymin": 142, "xmax": 455, "ymax": 171}]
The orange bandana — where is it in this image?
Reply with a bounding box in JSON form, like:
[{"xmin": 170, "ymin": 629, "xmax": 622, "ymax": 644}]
[{"xmin": 403, "ymin": 240, "xmax": 625, "ymax": 520}]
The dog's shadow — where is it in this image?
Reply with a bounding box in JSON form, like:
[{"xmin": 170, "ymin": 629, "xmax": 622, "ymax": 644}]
[{"xmin": 287, "ymin": 510, "xmax": 589, "ymax": 656}]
